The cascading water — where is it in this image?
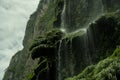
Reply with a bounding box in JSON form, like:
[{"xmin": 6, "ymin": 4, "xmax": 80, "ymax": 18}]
[
  {"xmin": 68, "ymin": 40, "xmax": 75, "ymax": 76},
  {"xmin": 57, "ymin": 0, "xmax": 106, "ymax": 79},
  {"xmin": 83, "ymin": 32, "xmax": 92, "ymax": 65}
]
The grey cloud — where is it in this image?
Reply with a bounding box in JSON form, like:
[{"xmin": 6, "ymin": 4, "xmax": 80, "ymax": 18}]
[{"xmin": 0, "ymin": 0, "xmax": 40, "ymax": 80}]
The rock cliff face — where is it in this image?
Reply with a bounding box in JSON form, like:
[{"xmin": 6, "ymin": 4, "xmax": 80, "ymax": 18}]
[{"xmin": 3, "ymin": 0, "xmax": 120, "ymax": 80}]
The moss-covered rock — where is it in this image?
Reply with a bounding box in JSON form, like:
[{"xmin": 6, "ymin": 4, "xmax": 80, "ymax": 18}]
[
  {"xmin": 27, "ymin": 29, "xmax": 64, "ymax": 80},
  {"xmin": 31, "ymin": 58, "xmax": 49, "ymax": 80},
  {"xmin": 31, "ymin": 45, "xmax": 55, "ymax": 60},
  {"xmin": 29, "ymin": 29, "xmax": 64, "ymax": 60}
]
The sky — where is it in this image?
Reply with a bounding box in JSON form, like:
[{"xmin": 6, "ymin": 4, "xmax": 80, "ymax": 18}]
[{"xmin": 0, "ymin": 0, "xmax": 40, "ymax": 80}]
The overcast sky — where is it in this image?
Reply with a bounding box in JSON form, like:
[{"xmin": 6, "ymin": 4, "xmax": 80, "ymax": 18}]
[{"xmin": 0, "ymin": 0, "xmax": 40, "ymax": 80}]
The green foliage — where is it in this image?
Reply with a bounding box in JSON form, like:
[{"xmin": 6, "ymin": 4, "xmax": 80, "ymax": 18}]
[
  {"xmin": 29, "ymin": 29, "xmax": 64, "ymax": 59},
  {"xmin": 111, "ymin": 47, "xmax": 120, "ymax": 58},
  {"xmin": 65, "ymin": 48, "xmax": 120, "ymax": 80}
]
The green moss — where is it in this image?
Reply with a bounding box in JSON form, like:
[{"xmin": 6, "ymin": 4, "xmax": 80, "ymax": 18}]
[
  {"xmin": 24, "ymin": 71, "xmax": 35, "ymax": 80},
  {"xmin": 34, "ymin": 58, "xmax": 49, "ymax": 77},
  {"xmin": 65, "ymin": 48, "xmax": 120, "ymax": 80},
  {"xmin": 27, "ymin": 28, "xmax": 64, "ymax": 79},
  {"xmin": 30, "ymin": 43, "xmax": 56, "ymax": 60},
  {"xmin": 29, "ymin": 29, "xmax": 64, "ymax": 59},
  {"xmin": 23, "ymin": 58, "xmax": 49, "ymax": 80}
]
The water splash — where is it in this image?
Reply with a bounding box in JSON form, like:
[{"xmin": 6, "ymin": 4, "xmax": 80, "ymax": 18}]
[
  {"xmin": 60, "ymin": 28, "xmax": 66, "ymax": 33},
  {"xmin": 79, "ymin": 28, "xmax": 87, "ymax": 33},
  {"xmin": 71, "ymin": 28, "xmax": 87, "ymax": 35}
]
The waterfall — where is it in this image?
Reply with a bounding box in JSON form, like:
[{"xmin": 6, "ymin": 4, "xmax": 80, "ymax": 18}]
[
  {"xmin": 84, "ymin": 32, "xmax": 92, "ymax": 65},
  {"xmin": 57, "ymin": 0, "xmax": 106, "ymax": 79},
  {"xmin": 61, "ymin": 0, "xmax": 66, "ymax": 32},
  {"xmin": 69, "ymin": 39, "xmax": 75, "ymax": 76},
  {"xmin": 57, "ymin": 40, "xmax": 62, "ymax": 80}
]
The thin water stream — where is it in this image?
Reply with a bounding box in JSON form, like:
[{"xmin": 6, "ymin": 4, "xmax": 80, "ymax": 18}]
[{"xmin": 57, "ymin": 40, "xmax": 62, "ymax": 80}]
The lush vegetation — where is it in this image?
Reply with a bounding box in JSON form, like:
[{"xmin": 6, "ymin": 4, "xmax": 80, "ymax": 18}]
[{"xmin": 65, "ymin": 47, "xmax": 120, "ymax": 80}]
